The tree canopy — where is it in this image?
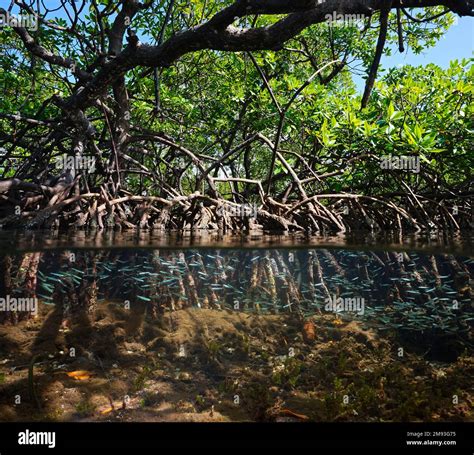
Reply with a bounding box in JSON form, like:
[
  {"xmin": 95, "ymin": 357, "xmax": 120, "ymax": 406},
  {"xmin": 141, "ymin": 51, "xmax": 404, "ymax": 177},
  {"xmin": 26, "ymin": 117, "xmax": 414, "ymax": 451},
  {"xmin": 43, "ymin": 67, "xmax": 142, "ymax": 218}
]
[{"xmin": 0, "ymin": 0, "xmax": 472, "ymax": 232}]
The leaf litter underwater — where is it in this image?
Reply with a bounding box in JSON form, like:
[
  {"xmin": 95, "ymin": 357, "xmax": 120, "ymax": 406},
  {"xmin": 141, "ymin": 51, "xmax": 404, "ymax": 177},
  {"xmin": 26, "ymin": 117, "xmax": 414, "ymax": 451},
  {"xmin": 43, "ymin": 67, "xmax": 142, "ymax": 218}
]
[{"xmin": 0, "ymin": 248, "xmax": 472, "ymax": 422}]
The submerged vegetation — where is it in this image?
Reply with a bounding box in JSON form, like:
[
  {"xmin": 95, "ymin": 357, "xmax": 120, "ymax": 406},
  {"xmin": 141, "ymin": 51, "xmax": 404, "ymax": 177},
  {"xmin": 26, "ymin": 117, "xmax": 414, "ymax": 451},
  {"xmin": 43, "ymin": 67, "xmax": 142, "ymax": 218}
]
[
  {"xmin": 0, "ymin": 246, "xmax": 472, "ymax": 422},
  {"xmin": 0, "ymin": 299, "xmax": 473, "ymax": 422}
]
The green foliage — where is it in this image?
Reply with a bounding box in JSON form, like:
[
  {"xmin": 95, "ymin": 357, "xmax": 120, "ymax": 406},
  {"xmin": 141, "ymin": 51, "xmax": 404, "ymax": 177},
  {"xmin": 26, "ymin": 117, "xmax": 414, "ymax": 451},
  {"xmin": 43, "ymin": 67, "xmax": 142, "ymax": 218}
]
[
  {"xmin": 272, "ymin": 357, "xmax": 303, "ymax": 389},
  {"xmin": 0, "ymin": 2, "xmax": 471, "ymax": 203},
  {"xmin": 75, "ymin": 399, "xmax": 96, "ymax": 417}
]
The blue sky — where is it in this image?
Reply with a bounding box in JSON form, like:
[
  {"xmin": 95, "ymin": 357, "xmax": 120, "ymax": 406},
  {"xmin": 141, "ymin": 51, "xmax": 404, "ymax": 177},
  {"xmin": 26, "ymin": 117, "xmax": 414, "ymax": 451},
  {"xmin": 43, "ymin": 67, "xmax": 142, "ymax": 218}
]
[
  {"xmin": 383, "ymin": 17, "xmax": 473, "ymax": 68},
  {"xmin": 354, "ymin": 17, "xmax": 473, "ymax": 91},
  {"xmin": 4, "ymin": 1, "xmax": 473, "ymax": 87}
]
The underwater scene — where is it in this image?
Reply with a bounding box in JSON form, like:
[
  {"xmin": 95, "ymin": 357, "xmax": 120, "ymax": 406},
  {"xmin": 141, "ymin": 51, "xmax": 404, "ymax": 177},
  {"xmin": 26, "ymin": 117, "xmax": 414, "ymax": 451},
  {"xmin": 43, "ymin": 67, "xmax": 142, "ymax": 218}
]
[{"xmin": 0, "ymin": 246, "xmax": 472, "ymax": 422}]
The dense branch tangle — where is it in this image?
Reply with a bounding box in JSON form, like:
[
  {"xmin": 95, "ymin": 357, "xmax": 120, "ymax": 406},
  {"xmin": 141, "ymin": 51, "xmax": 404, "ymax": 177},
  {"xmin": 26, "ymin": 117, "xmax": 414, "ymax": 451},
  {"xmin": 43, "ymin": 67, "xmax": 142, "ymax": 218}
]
[{"xmin": 0, "ymin": 0, "xmax": 472, "ymax": 232}]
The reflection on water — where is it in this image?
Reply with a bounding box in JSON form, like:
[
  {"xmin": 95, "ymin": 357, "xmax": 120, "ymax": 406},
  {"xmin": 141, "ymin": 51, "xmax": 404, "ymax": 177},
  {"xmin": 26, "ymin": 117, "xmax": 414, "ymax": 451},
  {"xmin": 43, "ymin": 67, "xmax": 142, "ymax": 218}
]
[
  {"xmin": 0, "ymin": 244, "xmax": 472, "ymax": 422},
  {"xmin": 1, "ymin": 230, "xmax": 473, "ymax": 255}
]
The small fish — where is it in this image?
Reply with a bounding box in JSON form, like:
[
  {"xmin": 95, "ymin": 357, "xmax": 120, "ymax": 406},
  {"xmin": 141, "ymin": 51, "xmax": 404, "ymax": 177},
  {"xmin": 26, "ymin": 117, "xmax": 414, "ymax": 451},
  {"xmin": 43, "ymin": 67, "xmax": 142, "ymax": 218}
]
[
  {"xmin": 46, "ymin": 276, "xmax": 63, "ymax": 283},
  {"xmin": 41, "ymin": 283, "xmax": 54, "ymax": 292}
]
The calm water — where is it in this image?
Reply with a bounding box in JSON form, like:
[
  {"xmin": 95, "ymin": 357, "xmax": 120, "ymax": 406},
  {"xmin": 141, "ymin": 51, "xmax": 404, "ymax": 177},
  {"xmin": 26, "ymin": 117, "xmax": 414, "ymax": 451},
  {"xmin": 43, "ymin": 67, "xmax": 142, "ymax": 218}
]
[{"xmin": 0, "ymin": 232, "xmax": 472, "ymax": 422}]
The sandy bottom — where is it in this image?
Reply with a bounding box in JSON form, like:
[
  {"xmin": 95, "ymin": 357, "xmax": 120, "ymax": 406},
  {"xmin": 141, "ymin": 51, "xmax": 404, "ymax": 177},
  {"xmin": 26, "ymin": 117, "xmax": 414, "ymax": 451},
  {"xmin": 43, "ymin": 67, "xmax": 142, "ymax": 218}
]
[{"xmin": 0, "ymin": 302, "xmax": 472, "ymax": 422}]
